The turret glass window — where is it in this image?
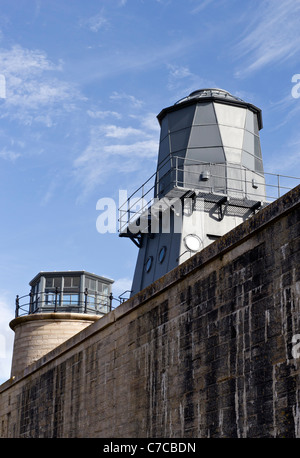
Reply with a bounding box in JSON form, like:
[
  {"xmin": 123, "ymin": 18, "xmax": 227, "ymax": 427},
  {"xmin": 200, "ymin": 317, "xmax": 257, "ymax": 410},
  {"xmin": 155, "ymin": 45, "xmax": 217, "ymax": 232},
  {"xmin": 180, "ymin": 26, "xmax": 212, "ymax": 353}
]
[{"xmin": 26, "ymin": 271, "xmax": 113, "ymax": 316}]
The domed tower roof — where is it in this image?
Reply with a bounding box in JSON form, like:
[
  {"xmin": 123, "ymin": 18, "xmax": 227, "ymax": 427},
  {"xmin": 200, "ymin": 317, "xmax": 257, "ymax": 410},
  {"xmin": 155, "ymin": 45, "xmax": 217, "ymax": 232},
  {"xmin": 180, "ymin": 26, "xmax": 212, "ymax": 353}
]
[
  {"xmin": 158, "ymin": 88, "xmax": 263, "ymax": 130},
  {"xmin": 175, "ymin": 88, "xmax": 244, "ymax": 104}
]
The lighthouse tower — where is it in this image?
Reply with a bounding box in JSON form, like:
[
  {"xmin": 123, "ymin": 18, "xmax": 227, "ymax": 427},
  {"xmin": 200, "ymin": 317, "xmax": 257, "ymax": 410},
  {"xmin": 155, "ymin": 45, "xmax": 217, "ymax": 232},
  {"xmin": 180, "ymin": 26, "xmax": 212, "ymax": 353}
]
[{"xmin": 119, "ymin": 89, "xmax": 267, "ymax": 296}]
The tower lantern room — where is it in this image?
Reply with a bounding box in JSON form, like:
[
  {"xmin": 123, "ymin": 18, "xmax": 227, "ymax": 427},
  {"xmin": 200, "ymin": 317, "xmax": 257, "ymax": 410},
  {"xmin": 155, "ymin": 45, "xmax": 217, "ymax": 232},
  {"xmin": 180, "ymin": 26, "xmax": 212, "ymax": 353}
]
[
  {"xmin": 155, "ymin": 88, "xmax": 264, "ymax": 200},
  {"xmin": 26, "ymin": 270, "xmax": 113, "ymax": 316}
]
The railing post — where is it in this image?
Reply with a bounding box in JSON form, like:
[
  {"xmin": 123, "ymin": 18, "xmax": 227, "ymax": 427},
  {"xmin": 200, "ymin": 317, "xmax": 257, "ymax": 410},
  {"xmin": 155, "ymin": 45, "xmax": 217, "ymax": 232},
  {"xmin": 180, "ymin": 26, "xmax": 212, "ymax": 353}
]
[
  {"xmin": 127, "ymin": 197, "xmax": 130, "ymax": 227},
  {"xmin": 29, "ymin": 291, "xmax": 33, "ymax": 314},
  {"xmin": 54, "ymin": 287, "xmax": 59, "ymax": 312},
  {"xmin": 15, "ymin": 295, "xmax": 19, "ymax": 318},
  {"xmin": 109, "ymin": 292, "xmax": 113, "ymax": 312},
  {"xmin": 84, "ymin": 288, "xmax": 88, "ymax": 313}
]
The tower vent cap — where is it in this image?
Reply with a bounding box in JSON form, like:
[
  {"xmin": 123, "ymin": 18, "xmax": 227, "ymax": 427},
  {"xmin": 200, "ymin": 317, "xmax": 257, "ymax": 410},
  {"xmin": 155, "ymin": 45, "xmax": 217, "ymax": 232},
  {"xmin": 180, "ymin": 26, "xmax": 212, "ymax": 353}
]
[{"xmin": 175, "ymin": 88, "xmax": 244, "ymax": 105}]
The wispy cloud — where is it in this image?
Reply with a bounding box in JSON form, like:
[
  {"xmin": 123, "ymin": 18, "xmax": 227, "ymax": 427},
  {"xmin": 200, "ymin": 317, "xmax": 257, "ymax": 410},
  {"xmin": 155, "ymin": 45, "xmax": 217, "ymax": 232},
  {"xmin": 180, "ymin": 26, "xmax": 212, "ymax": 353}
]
[
  {"xmin": 234, "ymin": 0, "xmax": 300, "ymax": 77},
  {"xmin": 0, "ymin": 45, "xmax": 84, "ymax": 126},
  {"xmin": 0, "ymin": 44, "xmax": 58, "ymax": 75},
  {"xmin": 167, "ymin": 64, "xmax": 215, "ymax": 100},
  {"xmin": 112, "ymin": 277, "xmax": 133, "ymax": 298},
  {"xmin": 73, "ymin": 105, "xmax": 159, "ymax": 200},
  {"xmin": 110, "ymin": 91, "xmax": 144, "ymax": 109},
  {"xmin": 264, "ymin": 89, "xmax": 300, "ymax": 130},
  {"xmin": 137, "ymin": 112, "xmax": 160, "ymax": 133},
  {"xmin": 74, "ymin": 126, "xmax": 157, "ymax": 196},
  {"xmin": 40, "ymin": 174, "xmax": 62, "ymax": 206},
  {"xmin": 100, "ymin": 124, "xmax": 149, "ymax": 139},
  {"xmin": 190, "ymin": 0, "xmax": 215, "ymax": 14},
  {"xmin": 264, "ymin": 139, "xmax": 300, "ymax": 175},
  {"xmin": 79, "ymin": 36, "xmax": 195, "ymax": 85},
  {"xmin": 0, "ymin": 148, "xmax": 21, "ymax": 162},
  {"xmin": 79, "ymin": 12, "xmax": 108, "ymax": 32},
  {"xmin": 87, "ymin": 109, "xmax": 122, "ymax": 120}
]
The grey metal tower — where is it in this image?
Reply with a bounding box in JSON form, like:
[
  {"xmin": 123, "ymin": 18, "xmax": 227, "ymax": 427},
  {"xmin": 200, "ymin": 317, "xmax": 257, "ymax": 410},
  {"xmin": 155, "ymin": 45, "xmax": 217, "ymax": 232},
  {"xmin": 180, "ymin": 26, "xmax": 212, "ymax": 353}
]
[{"xmin": 119, "ymin": 88, "xmax": 266, "ymax": 296}]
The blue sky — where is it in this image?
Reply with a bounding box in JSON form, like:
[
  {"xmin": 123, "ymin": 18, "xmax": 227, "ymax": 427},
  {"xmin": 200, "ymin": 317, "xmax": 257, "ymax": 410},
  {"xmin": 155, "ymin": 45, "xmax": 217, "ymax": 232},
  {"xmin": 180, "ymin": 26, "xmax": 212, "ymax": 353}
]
[{"xmin": 1, "ymin": 0, "xmax": 300, "ymax": 382}]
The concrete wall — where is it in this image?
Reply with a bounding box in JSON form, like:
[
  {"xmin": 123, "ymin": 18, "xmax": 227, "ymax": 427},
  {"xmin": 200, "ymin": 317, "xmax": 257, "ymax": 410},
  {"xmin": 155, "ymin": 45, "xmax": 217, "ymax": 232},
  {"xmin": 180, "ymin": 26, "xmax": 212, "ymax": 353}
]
[{"xmin": 0, "ymin": 185, "xmax": 300, "ymax": 438}]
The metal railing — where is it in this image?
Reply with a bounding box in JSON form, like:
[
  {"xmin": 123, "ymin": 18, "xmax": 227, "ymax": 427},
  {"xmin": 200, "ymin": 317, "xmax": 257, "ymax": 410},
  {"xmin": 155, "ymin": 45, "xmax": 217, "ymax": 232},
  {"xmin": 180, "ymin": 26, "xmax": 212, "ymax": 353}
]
[
  {"xmin": 14, "ymin": 289, "xmax": 130, "ymax": 318},
  {"xmin": 119, "ymin": 155, "xmax": 300, "ymax": 233}
]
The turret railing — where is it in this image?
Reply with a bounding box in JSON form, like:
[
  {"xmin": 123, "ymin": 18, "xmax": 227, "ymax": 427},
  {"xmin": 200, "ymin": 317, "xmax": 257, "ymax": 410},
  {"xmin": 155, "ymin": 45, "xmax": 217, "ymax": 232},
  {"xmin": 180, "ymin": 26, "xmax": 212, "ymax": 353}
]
[{"xmin": 14, "ymin": 289, "xmax": 131, "ymax": 318}]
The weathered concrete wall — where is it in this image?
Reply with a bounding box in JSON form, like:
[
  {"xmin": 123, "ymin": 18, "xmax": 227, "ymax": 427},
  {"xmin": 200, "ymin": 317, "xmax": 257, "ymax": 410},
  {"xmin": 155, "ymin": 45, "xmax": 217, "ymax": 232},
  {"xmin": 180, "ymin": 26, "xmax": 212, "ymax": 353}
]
[{"xmin": 1, "ymin": 185, "xmax": 300, "ymax": 438}]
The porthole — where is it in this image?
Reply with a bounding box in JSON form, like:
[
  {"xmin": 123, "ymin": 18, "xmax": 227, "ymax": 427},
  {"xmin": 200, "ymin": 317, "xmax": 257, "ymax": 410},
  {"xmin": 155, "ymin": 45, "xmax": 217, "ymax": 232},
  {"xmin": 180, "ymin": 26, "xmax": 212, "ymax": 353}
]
[
  {"xmin": 184, "ymin": 234, "xmax": 202, "ymax": 252},
  {"xmin": 145, "ymin": 256, "xmax": 153, "ymax": 273},
  {"xmin": 158, "ymin": 246, "xmax": 167, "ymax": 263}
]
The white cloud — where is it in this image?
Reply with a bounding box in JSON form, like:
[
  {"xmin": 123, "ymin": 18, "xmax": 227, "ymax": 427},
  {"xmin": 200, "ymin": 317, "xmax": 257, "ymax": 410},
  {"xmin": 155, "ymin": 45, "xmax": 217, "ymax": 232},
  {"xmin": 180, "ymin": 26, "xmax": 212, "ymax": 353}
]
[
  {"xmin": 168, "ymin": 65, "xmax": 193, "ymax": 81},
  {"xmin": 112, "ymin": 277, "xmax": 132, "ymax": 299},
  {"xmin": 234, "ymin": 0, "xmax": 300, "ymax": 77},
  {"xmin": 73, "ymin": 114, "xmax": 159, "ymax": 199},
  {"xmin": 138, "ymin": 112, "xmax": 160, "ymax": 133},
  {"xmin": 77, "ymin": 36, "xmax": 195, "ymax": 83},
  {"xmin": 7, "ymin": 79, "xmax": 79, "ymax": 110},
  {"xmin": 0, "ymin": 45, "xmax": 84, "ymax": 125},
  {"xmin": 80, "ymin": 12, "xmax": 108, "ymax": 32},
  {"xmin": 100, "ymin": 124, "xmax": 148, "ymax": 139},
  {"xmin": 264, "ymin": 147, "xmax": 300, "ymax": 178},
  {"xmin": 87, "ymin": 109, "xmax": 122, "ymax": 120},
  {"xmin": 0, "ymin": 45, "xmax": 58, "ymax": 75},
  {"xmin": 73, "ymin": 90, "xmax": 163, "ymax": 201},
  {"xmin": 110, "ymin": 91, "xmax": 144, "ymax": 109},
  {"xmin": 167, "ymin": 64, "xmax": 215, "ymax": 100},
  {"xmin": 264, "ymin": 89, "xmax": 300, "ymax": 130},
  {"xmin": 41, "ymin": 174, "xmax": 62, "ymax": 206},
  {"xmin": 0, "ymin": 148, "xmax": 21, "ymax": 161},
  {"xmin": 190, "ymin": 0, "xmax": 215, "ymax": 14},
  {"xmin": 102, "ymin": 139, "xmax": 158, "ymax": 157}
]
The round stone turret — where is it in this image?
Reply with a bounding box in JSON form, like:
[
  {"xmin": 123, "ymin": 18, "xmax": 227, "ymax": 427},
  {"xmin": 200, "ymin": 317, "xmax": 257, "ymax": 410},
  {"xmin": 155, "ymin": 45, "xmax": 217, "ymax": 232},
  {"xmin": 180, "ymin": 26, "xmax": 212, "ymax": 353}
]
[{"xmin": 10, "ymin": 271, "xmax": 114, "ymax": 376}]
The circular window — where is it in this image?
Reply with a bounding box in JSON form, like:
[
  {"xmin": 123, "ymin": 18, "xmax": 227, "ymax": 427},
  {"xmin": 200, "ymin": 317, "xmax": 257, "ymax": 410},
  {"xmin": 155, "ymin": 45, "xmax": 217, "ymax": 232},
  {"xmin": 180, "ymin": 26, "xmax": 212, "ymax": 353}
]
[
  {"xmin": 158, "ymin": 246, "xmax": 167, "ymax": 263},
  {"xmin": 184, "ymin": 234, "xmax": 202, "ymax": 252},
  {"xmin": 145, "ymin": 256, "xmax": 153, "ymax": 273}
]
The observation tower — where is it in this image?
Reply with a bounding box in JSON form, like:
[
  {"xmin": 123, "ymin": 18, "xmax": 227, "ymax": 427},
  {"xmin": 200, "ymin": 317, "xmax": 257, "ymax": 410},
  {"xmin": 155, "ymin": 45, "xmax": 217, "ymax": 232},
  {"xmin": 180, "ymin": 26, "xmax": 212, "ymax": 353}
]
[{"xmin": 9, "ymin": 271, "xmax": 113, "ymax": 376}]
